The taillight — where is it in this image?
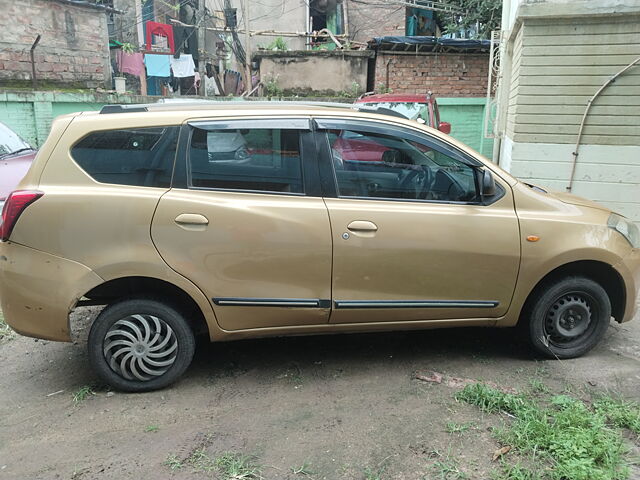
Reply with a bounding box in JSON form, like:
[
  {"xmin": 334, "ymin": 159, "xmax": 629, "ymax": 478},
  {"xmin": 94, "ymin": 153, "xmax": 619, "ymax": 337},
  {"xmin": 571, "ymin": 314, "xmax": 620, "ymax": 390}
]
[{"xmin": 0, "ymin": 190, "xmax": 44, "ymax": 241}]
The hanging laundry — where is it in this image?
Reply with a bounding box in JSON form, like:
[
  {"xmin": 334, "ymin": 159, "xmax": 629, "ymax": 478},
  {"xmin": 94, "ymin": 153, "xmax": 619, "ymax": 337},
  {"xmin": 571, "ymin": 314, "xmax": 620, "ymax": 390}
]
[
  {"xmin": 170, "ymin": 54, "xmax": 196, "ymax": 78},
  {"xmin": 204, "ymin": 74, "xmax": 219, "ymax": 96},
  {"xmin": 145, "ymin": 21, "xmax": 175, "ymax": 53},
  {"xmin": 115, "ymin": 51, "xmax": 144, "ymax": 77},
  {"xmin": 173, "ymin": 26, "xmax": 199, "ymax": 65},
  {"xmin": 144, "ymin": 54, "xmax": 171, "ymax": 77}
]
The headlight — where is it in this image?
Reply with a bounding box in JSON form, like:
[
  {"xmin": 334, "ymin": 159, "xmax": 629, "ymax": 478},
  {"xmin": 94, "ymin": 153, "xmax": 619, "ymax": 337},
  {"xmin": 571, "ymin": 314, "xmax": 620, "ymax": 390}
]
[{"xmin": 608, "ymin": 213, "xmax": 640, "ymax": 248}]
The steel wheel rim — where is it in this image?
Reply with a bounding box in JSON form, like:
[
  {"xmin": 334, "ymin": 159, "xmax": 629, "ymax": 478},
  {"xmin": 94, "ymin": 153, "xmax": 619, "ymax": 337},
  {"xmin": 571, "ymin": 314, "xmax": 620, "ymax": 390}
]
[
  {"xmin": 103, "ymin": 314, "xmax": 178, "ymax": 382},
  {"xmin": 544, "ymin": 292, "xmax": 595, "ymax": 346}
]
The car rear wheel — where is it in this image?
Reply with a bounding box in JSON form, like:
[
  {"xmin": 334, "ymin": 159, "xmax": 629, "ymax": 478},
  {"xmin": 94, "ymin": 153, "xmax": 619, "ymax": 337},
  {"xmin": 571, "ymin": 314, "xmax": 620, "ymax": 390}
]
[
  {"xmin": 525, "ymin": 276, "xmax": 611, "ymax": 359},
  {"xmin": 88, "ymin": 298, "xmax": 195, "ymax": 392}
]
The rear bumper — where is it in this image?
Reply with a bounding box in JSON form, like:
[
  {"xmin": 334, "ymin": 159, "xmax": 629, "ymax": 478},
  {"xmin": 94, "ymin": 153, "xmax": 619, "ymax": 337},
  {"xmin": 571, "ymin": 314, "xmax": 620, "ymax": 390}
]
[
  {"xmin": 0, "ymin": 241, "xmax": 103, "ymax": 341},
  {"xmin": 616, "ymin": 248, "xmax": 640, "ymax": 323}
]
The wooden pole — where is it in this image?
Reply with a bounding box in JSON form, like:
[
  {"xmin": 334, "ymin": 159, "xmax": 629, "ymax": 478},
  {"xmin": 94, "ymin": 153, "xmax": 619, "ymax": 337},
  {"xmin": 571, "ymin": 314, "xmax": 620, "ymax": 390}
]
[
  {"xmin": 242, "ymin": 0, "xmax": 252, "ymax": 94},
  {"xmin": 30, "ymin": 35, "xmax": 41, "ymax": 89}
]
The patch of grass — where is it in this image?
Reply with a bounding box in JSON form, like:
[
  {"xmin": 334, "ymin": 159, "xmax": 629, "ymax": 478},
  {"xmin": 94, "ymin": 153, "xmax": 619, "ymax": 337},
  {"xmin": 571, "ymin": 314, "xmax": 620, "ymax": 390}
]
[
  {"xmin": 215, "ymin": 452, "xmax": 261, "ymax": 479},
  {"xmin": 164, "ymin": 454, "xmax": 184, "ymax": 470},
  {"xmin": 456, "ymin": 383, "xmax": 633, "ymax": 480},
  {"xmin": 492, "ymin": 462, "xmax": 544, "ymax": 480},
  {"xmin": 72, "ymin": 385, "xmax": 95, "ymax": 405},
  {"xmin": 0, "ymin": 310, "xmax": 15, "ymax": 341},
  {"xmin": 445, "ymin": 421, "xmax": 474, "ymax": 434},
  {"xmin": 144, "ymin": 425, "xmax": 159, "ymax": 433},
  {"xmin": 291, "ymin": 461, "xmax": 315, "ymax": 476},
  {"xmin": 593, "ymin": 395, "xmax": 640, "ymax": 434}
]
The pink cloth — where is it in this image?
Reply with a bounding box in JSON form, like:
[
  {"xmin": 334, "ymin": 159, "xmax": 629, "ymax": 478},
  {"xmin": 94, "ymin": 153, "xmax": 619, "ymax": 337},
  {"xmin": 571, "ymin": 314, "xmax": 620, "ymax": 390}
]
[{"xmin": 116, "ymin": 51, "xmax": 144, "ymax": 77}]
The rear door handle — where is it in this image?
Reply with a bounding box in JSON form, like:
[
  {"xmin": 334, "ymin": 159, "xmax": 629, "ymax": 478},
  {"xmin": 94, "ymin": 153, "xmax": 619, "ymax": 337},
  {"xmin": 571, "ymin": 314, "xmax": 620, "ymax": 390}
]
[
  {"xmin": 174, "ymin": 213, "xmax": 209, "ymax": 230},
  {"xmin": 347, "ymin": 220, "xmax": 378, "ymax": 232}
]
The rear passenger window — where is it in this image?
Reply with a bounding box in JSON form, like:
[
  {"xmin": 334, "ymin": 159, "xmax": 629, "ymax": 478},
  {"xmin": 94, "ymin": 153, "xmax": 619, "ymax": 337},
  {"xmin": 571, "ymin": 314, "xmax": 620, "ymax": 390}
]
[
  {"xmin": 71, "ymin": 127, "xmax": 178, "ymax": 187},
  {"xmin": 188, "ymin": 127, "xmax": 304, "ymax": 193}
]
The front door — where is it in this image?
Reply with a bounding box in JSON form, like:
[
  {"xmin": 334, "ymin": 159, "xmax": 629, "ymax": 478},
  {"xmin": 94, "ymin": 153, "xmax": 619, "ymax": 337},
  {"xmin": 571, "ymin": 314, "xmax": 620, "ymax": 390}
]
[
  {"xmin": 151, "ymin": 118, "xmax": 332, "ymax": 330},
  {"xmin": 315, "ymin": 118, "xmax": 520, "ymax": 324}
]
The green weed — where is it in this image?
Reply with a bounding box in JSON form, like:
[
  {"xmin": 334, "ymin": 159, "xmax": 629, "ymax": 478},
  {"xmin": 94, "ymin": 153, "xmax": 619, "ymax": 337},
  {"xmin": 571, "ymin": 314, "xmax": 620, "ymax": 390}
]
[
  {"xmin": 528, "ymin": 379, "xmax": 550, "ymax": 394},
  {"xmin": 164, "ymin": 454, "xmax": 184, "ymax": 470},
  {"xmin": 291, "ymin": 461, "xmax": 315, "ymax": 476},
  {"xmin": 432, "ymin": 457, "xmax": 468, "ymax": 479},
  {"xmin": 215, "ymin": 452, "xmax": 261, "ymax": 479},
  {"xmin": 72, "ymin": 385, "xmax": 95, "ymax": 405},
  {"xmin": 593, "ymin": 395, "xmax": 640, "ymax": 434},
  {"xmin": 0, "ymin": 310, "xmax": 15, "ymax": 341},
  {"xmin": 456, "ymin": 383, "xmax": 633, "ymax": 480},
  {"xmin": 144, "ymin": 425, "xmax": 159, "ymax": 433},
  {"xmin": 445, "ymin": 421, "xmax": 475, "ymax": 434}
]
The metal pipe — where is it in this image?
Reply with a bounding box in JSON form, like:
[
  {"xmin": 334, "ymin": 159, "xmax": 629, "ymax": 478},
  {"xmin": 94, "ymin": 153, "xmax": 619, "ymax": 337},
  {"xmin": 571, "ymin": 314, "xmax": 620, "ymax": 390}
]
[
  {"xmin": 30, "ymin": 34, "xmax": 41, "ymax": 89},
  {"xmin": 567, "ymin": 56, "xmax": 640, "ymax": 192}
]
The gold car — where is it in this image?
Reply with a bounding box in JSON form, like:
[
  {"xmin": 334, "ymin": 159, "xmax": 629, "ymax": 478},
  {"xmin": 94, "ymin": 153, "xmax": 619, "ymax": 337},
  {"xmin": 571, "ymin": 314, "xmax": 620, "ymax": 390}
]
[{"xmin": 1, "ymin": 103, "xmax": 638, "ymax": 391}]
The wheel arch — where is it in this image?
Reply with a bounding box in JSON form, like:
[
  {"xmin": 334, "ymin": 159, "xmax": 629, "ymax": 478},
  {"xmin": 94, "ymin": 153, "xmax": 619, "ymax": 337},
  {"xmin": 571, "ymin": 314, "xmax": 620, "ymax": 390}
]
[
  {"xmin": 518, "ymin": 260, "xmax": 626, "ymax": 325},
  {"xmin": 80, "ymin": 276, "xmax": 211, "ymax": 337}
]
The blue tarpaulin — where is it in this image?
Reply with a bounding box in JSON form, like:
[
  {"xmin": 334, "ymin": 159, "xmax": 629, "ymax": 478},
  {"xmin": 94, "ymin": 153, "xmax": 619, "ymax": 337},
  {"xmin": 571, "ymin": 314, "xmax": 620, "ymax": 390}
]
[{"xmin": 369, "ymin": 36, "xmax": 492, "ymax": 52}]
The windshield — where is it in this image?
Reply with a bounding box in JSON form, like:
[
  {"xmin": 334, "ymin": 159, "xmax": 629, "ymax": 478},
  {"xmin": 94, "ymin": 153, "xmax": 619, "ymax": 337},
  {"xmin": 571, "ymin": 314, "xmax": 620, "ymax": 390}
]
[
  {"xmin": 360, "ymin": 102, "xmax": 430, "ymax": 126},
  {"xmin": 0, "ymin": 122, "xmax": 32, "ymax": 157}
]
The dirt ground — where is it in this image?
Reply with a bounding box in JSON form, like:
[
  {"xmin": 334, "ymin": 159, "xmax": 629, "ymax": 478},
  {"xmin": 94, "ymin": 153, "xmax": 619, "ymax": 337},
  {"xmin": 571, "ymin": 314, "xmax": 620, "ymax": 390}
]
[{"xmin": 1, "ymin": 305, "xmax": 639, "ymax": 480}]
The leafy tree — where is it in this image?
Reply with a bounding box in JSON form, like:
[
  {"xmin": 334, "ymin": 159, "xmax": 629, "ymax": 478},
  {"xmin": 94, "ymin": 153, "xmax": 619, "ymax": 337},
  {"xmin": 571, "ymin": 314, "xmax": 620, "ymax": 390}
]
[{"xmin": 436, "ymin": 0, "xmax": 502, "ymax": 39}]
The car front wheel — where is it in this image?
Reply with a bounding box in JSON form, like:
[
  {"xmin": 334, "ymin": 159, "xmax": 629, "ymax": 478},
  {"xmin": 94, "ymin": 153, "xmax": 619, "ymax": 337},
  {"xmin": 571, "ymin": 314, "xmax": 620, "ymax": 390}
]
[
  {"xmin": 526, "ymin": 276, "xmax": 611, "ymax": 359},
  {"xmin": 88, "ymin": 298, "xmax": 195, "ymax": 392}
]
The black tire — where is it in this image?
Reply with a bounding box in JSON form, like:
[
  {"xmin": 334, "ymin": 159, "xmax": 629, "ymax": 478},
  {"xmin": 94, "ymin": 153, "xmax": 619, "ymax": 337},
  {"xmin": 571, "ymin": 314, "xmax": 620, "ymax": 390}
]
[
  {"xmin": 524, "ymin": 276, "xmax": 611, "ymax": 359},
  {"xmin": 88, "ymin": 298, "xmax": 195, "ymax": 392}
]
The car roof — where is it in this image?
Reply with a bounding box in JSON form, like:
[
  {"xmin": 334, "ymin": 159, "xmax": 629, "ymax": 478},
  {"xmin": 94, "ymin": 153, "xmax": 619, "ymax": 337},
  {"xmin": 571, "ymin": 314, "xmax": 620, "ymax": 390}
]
[{"xmin": 355, "ymin": 93, "xmax": 433, "ymax": 103}]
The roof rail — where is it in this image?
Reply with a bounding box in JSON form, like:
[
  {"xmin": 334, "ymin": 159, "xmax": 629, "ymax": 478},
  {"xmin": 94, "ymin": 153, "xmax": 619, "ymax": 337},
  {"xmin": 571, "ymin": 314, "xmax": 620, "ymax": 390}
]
[
  {"xmin": 95, "ymin": 101, "xmax": 410, "ymax": 120},
  {"xmin": 100, "ymin": 104, "xmax": 149, "ymax": 114}
]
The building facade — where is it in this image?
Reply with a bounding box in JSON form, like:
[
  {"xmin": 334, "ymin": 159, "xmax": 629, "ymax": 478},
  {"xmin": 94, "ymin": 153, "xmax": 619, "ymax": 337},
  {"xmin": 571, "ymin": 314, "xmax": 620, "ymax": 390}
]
[
  {"xmin": 495, "ymin": 0, "xmax": 640, "ymax": 222},
  {"xmin": 0, "ymin": 0, "xmax": 113, "ymax": 89}
]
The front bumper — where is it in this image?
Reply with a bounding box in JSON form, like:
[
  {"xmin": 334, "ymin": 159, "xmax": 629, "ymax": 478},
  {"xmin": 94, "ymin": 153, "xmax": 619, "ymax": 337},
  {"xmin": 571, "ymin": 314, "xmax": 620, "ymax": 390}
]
[
  {"xmin": 0, "ymin": 241, "xmax": 103, "ymax": 341},
  {"xmin": 616, "ymin": 248, "xmax": 640, "ymax": 323}
]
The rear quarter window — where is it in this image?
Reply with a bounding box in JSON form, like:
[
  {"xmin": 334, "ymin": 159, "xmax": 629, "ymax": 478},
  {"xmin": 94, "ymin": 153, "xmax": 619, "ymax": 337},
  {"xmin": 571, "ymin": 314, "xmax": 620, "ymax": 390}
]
[{"xmin": 71, "ymin": 126, "xmax": 179, "ymax": 187}]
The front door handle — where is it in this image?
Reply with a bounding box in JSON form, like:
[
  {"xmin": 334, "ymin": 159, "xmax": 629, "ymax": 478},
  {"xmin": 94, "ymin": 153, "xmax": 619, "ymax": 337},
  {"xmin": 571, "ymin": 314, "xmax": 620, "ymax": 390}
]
[
  {"xmin": 174, "ymin": 213, "xmax": 209, "ymax": 231},
  {"xmin": 347, "ymin": 220, "xmax": 378, "ymax": 232}
]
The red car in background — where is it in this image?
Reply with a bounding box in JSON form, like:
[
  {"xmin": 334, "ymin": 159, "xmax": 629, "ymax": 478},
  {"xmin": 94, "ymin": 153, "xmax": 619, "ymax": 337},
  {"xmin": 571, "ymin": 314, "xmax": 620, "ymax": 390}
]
[
  {"xmin": 337, "ymin": 92, "xmax": 452, "ymax": 163},
  {"xmin": 354, "ymin": 92, "xmax": 451, "ymax": 134},
  {"xmin": 0, "ymin": 122, "xmax": 37, "ymax": 211}
]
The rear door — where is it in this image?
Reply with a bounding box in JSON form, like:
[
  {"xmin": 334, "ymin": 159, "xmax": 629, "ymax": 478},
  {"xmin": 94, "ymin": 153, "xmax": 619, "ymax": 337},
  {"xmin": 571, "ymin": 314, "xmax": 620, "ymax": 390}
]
[{"xmin": 151, "ymin": 118, "xmax": 333, "ymax": 330}]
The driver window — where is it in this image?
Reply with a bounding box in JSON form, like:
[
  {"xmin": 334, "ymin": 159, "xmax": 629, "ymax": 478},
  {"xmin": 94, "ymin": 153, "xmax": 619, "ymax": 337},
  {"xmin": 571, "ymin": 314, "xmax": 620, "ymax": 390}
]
[{"xmin": 327, "ymin": 129, "xmax": 478, "ymax": 202}]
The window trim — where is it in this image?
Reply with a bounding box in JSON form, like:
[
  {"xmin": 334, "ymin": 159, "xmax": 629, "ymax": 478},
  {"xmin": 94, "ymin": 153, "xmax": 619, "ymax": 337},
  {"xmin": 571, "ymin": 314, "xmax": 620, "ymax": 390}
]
[
  {"xmin": 313, "ymin": 118, "xmax": 505, "ymax": 206},
  {"xmin": 182, "ymin": 118, "xmax": 315, "ymax": 196}
]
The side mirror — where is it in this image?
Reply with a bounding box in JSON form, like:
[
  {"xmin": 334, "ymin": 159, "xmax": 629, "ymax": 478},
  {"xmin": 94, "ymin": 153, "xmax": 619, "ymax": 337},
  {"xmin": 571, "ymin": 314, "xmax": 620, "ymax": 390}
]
[
  {"xmin": 438, "ymin": 122, "xmax": 451, "ymax": 134},
  {"xmin": 482, "ymin": 169, "xmax": 496, "ymax": 197}
]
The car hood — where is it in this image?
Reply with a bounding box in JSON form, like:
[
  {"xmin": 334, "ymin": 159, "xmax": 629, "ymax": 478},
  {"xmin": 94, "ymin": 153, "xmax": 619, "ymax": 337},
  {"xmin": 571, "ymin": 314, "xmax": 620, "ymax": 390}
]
[
  {"xmin": 524, "ymin": 182, "xmax": 610, "ymax": 212},
  {"xmin": 0, "ymin": 150, "xmax": 37, "ymax": 200}
]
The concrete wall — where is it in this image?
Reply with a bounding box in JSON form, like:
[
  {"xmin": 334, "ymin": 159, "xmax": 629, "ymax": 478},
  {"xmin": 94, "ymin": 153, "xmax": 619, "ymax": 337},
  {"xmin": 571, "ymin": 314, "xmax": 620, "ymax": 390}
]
[
  {"xmin": 438, "ymin": 98, "xmax": 494, "ymax": 158},
  {"xmin": 347, "ymin": 1, "xmax": 405, "ymax": 42},
  {"xmin": 0, "ymin": 91, "xmax": 154, "ymax": 147},
  {"xmin": 205, "ymin": 0, "xmax": 308, "ymax": 52},
  {"xmin": 496, "ymin": 0, "xmax": 640, "ymax": 222},
  {"xmin": 256, "ymin": 51, "xmax": 373, "ymax": 96},
  {"xmin": 0, "ymin": 0, "xmax": 112, "ymax": 89},
  {"xmin": 374, "ymin": 53, "xmax": 490, "ymax": 97}
]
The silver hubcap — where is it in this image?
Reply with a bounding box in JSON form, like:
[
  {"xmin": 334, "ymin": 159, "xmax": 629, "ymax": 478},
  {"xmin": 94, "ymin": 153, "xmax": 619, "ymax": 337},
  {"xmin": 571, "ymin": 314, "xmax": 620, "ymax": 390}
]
[{"xmin": 103, "ymin": 314, "xmax": 177, "ymax": 382}]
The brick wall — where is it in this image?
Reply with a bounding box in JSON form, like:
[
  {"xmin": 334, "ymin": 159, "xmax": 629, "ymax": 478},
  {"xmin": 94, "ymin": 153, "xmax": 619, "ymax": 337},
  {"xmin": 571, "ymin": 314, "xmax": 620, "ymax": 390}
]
[
  {"xmin": 374, "ymin": 53, "xmax": 490, "ymax": 97},
  {"xmin": 0, "ymin": 0, "xmax": 111, "ymax": 88}
]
